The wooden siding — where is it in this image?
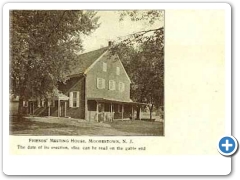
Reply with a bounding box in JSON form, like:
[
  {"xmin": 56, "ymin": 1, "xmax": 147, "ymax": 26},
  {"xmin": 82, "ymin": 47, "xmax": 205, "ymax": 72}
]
[
  {"xmin": 57, "ymin": 77, "xmax": 86, "ymax": 119},
  {"xmin": 86, "ymin": 51, "xmax": 131, "ymax": 102}
]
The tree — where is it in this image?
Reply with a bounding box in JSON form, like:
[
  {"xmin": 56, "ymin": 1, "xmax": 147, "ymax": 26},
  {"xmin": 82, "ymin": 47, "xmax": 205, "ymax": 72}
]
[
  {"xmin": 10, "ymin": 10, "xmax": 100, "ymax": 117},
  {"xmin": 110, "ymin": 10, "xmax": 164, "ymax": 120}
]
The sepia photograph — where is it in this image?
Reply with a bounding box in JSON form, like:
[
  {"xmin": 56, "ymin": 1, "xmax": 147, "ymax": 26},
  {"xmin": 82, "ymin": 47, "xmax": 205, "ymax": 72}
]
[
  {"xmin": 9, "ymin": 10, "xmax": 164, "ymax": 136},
  {"xmin": 3, "ymin": 2, "xmax": 231, "ymax": 176}
]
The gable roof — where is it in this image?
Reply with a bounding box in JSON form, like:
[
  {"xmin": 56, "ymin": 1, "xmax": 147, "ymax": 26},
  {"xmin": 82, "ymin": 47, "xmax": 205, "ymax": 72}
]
[
  {"xmin": 69, "ymin": 47, "xmax": 108, "ymax": 76},
  {"xmin": 58, "ymin": 76, "xmax": 84, "ymax": 94},
  {"xmin": 68, "ymin": 46, "xmax": 131, "ymax": 83}
]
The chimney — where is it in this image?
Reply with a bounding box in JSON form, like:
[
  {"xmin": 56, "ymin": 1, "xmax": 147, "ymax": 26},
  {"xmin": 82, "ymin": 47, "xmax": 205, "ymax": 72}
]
[{"xmin": 108, "ymin": 41, "xmax": 112, "ymax": 47}]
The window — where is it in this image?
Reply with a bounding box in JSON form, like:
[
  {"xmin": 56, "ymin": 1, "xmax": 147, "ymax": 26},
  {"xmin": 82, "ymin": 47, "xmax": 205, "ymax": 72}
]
[
  {"xmin": 37, "ymin": 99, "xmax": 41, "ymax": 108},
  {"xmin": 109, "ymin": 80, "xmax": 116, "ymax": 90},
  {"xmin": 73, "ymin": 92, "xmax": 77, "ymax": 107},
  {"xmin": 23, "ymin": 101, "xmax": 28, "ymax": 107},
  {"xmin": 41, "ymin": 100, "xmax": 45, "ymax": 107},
  {"xmin": 119, "ymin": 82, "xmax": 125, "ymax": 92},
  {"xmin": 37, "ymin": 99, "xmax": 45, "ymax": 107},
  {"xmin": 69, "ymin": 91, "xmax": 79, "ymax": 108},
  {"xmin": 103, "ymin": 62, "xmax": 107, "ymax": 72},
  {"xmin": 97, "ymin": 78, "xmax": 105, "ymax": 89},
  {"xmin": 116, "ymin": 67, "xmax": 120, "ymax": 75}
]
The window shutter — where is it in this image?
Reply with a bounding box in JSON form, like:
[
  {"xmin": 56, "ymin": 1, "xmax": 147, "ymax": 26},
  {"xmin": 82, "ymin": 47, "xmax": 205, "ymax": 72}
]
[
  {"xmin": 119, "ymin": 82, "xmax": 122, "ymax": 91},
  {"xmin": 41, "ymin": 100, "xmax": 45, "ymax": 107},
  {"xmin": 103, "ymin": 79, "xmax": 105, "ymax": 89},
  {"xmin": 76, "ymin": 92, "xmax": 80, "ymax": 107},
  {"xmin": 97, "ymin": 78, "xmax": 101, "ymax": 89},
  {"xmin": 109, "ymin": 80, "xmax": 116, "ymax": 90},
  {"xmin": 97, "ymin": 78, "xmax": 105, "ymax": 89},
  {"xmin": 69, "ymin": 92, "xmax": 73, "ymax": 107},
  {"xmin": 109, "ymin": 80, "xmax": 112, "ymax": 90},
  {"xmin": 113, "ymin": 81, "xmax": 115, "ymax": 90},
  {"xmin": 119, "ymin": 82, "xmax": 125, "ymax": 92},
  {"xmin": 37, "ymin": 99, "xmax": 41, "ymax": 108},
  {"xmin": 23, "ymin": 101, "xmax": 28, "ymax": 107}
]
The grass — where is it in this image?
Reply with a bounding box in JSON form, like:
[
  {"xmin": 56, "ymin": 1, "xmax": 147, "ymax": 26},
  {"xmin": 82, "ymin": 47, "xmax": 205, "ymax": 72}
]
[
  {"xmin": 10, "ymin": 116, "xmax": 164, "ymax": 136},
  {"xmin": 106, "ymin": 120, "xmax": 163, "ymax": 136}
]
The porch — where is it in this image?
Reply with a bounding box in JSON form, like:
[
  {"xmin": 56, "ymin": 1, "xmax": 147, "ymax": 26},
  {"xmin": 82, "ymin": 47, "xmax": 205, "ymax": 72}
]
[
  {"xmin": 86, "ymin": 98, "xmax": 146, "ymax": 122},
  {"xmin": 26, "ymin": 93, "xmax": 69, "ymax": 117}
]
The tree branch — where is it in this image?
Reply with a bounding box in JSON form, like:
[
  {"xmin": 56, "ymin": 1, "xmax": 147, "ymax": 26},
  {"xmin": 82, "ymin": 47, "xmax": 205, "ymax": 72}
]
[{"xmin": 117, "ymin": 27, "xmax": 163, "ymax": 40}]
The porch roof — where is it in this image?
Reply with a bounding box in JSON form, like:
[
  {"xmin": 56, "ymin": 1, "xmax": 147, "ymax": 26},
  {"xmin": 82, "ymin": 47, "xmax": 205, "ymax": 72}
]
[
  {"xmin": 53, "ymin": 93, "xmax": 69, "ymax": 101},
  {"xmin": 87, "ymin": 98, "xmax": 147, "ymax": 106}
]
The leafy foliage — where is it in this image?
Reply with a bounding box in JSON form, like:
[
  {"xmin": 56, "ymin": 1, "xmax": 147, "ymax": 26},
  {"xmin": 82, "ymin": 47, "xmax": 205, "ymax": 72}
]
[
  {"xmin": 119, "ymin": 10, "xmax": 164, "ymax": 25},
  {"xmin": 110, "ymin": 10, "xmax": 164, "ymax": 119},
  {"xmin": 10, "ymin": 10, "xmax": 99, "ymax": 115},
  {"xmin": 10, "ymin": 10, "xmax": 99, "ymax": 98}
]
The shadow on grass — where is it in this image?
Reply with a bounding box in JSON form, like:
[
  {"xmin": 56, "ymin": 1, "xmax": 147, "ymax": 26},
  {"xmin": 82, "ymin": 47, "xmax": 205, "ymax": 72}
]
[
  {"xmin": 10, "ymin": 116, "xmax": 86, "ymax": 135},
  {"xmin": 106, "ymin": 120, "xmax": 163, "ymax": 136},
  {"xmin": 10, "ymin": 116, "xmax": 164, "ymax": 136}
]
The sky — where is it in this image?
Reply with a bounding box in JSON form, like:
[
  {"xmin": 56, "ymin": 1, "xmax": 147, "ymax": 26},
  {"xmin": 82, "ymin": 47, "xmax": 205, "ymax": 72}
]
[{"xmin": 81, "ymin": 11, "xmax": 164, "ymax": 53}]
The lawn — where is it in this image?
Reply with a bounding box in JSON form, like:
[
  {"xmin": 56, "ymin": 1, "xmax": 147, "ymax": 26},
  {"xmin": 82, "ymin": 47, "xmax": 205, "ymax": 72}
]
[
  {"xmin": 105, "ymin": 120, "xmax": 163, "ymax": 136},
  {"xmin": 10, "ymin": 116, "xmax": 164, "ymax": 136}
]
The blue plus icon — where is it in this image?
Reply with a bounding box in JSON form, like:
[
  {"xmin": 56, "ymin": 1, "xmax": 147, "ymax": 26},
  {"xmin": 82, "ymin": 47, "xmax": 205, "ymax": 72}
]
[{"xmin": 218, "ymin": 136, "xmax": 238, "ymax": 156}]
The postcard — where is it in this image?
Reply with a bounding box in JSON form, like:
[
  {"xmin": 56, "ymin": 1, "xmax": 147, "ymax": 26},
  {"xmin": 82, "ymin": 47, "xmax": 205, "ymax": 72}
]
[{"xmin": 3, "ymin": 2, "xmax": 232, "ymax": 175}]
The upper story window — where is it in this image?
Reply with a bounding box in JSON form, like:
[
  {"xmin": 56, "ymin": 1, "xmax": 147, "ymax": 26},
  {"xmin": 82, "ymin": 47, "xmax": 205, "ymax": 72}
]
[
  {"xmin": 103, "ymin": 62, "xmax": 107, "ymax": 72},
  {"xmin": 97, "ymin": 78, "xmax": 105, "ymax": 89},
  {"xmin": 109, "ymin": 80, "xmax": 116, "ymax": 90},
  {"xmin": 119, "ymin": 82, "xmax": 125, "ymax": 92},
  {"xmin": 116, "ymin": 67, "xmax": 120, "ymax": 75},
  {"xmin": 69, "ymin": 91, "xmax": 79, "ymax": 108}
]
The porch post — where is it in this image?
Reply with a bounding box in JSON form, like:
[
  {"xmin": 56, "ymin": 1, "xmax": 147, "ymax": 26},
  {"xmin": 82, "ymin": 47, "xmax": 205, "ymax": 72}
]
[
  {"xmin": 131, "ymin": 105, "xmax": 134, "ymax": 120},
  {"xmin": 85, "ymin": 99, "xmax": 88, "ymax": 121},
  {"xmin": 58, "ymin": 99, "xmax": 60, "ymax": 117},
  {"xmin": 121, "ymin": 104, "xmax": 124, "ymax": 121},
  {"xmin": 64, "ymin": 101, "xmax": 67, "ymax": 117},
  {"xmin": 84, "ymin": 76, "xmax": 89, "ymax": 121},
  {"xmin": 96, "ymin": 101, "xmax": 99, "ymax": 122},
  {"xmin": 29, "ymin": 103, "xmax": 31, "ymax": 115},
  {"xmin": 33, "ymin": 102, "xmax": 34, "ymax": 115},
  {"xmin": 110, "ymin": 103, "xmax": 113, "ymax": 122},
  {"xmin": 26, "ymin": 102, "xmax": 28, "ymax": 115},
  {"xmin": 139, "ymin": 106, "xmax": 141, "ymax": 120},
  {"xmin": 48, "ymin": 106, "xmax": 50, "ymax": 117}
]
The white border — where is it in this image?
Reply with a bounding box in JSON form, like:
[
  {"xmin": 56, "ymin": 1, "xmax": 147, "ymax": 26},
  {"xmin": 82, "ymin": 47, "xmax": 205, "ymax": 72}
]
[{"xmin": 3, "ymin": 3, "xmax": 232, "ymax": 175}]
